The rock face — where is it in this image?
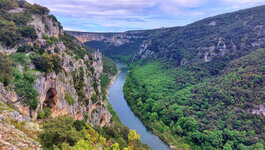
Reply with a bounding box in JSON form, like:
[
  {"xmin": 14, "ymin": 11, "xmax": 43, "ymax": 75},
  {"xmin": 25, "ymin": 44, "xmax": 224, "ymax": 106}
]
[
  {"xmin": 0, "ymin": 99, "xmax": 41, "ymax": 150},
  {"xmin": 66, "ymin": 30, "xmax": 148, "ymax": 46},
  {"xmin": 0, "ymin": 1, "xmax": 111, "ymax": 127}
]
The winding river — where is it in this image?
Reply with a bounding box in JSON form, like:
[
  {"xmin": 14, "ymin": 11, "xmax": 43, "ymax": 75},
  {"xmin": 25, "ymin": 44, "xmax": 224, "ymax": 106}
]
[{"xmin": 108, "ymin": 62, "xmax": 171, "ymax": 150}]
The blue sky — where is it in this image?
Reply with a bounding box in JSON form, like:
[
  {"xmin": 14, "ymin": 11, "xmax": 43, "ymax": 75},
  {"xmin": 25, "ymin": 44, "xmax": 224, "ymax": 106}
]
[{"xmin": 27, "ymin": 0, "xmax": 265, "ymax": 32}]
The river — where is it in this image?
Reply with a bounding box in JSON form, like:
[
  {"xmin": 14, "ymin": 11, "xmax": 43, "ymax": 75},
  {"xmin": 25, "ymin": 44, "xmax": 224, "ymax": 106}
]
[{"xmin": 108, "ymin": 62, "xmax": 171, "ymax": 150}]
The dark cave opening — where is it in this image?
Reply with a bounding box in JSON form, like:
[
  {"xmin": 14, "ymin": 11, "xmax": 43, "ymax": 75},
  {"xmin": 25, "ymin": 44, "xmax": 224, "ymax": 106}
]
[{"xmin": 44, "ymin": 88, "xmax": 57, "ymax": 109}]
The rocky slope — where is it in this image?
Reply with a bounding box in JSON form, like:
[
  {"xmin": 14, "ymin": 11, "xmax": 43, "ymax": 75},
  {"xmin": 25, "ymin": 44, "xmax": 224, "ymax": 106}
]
[
  {"xmin": 0, "ymin": 98, "xmax": 41, "ymax": 149},
  {"xmin": 0, "ymin": 0, "xmax": 111, "ymax": 127}
]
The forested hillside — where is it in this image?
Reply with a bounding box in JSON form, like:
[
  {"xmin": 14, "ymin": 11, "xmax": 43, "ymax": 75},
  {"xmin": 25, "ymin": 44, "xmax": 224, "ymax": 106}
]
[
  {"xmin": 123, "ymin": 5, "xmax": 265, "ymax": 150},
  {"xmin": 67, "ymin": 30, "xmax": 159, "ymax": 64}
]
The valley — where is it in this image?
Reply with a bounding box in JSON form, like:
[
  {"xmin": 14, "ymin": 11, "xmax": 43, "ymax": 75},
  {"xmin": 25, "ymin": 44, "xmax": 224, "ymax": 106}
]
[
  {"xmin": 71, "ymin": 4, "xmax": 265, "ymax": 150},
  {"xmin": 0, "ymin": 0, "xmax": 264, "ymax": 150}
]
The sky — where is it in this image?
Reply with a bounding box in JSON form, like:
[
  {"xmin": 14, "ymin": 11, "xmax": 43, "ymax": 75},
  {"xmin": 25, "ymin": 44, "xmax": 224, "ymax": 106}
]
[{"xmin": 27, "ymin": 0, "xmax": 265, "ymax": 32}]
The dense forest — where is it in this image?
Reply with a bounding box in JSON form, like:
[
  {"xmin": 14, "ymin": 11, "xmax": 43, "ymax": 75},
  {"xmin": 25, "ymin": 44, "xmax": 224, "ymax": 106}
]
[{"xmin": 124, "ymin": 48, "xmax": 265, "ymax": 149}]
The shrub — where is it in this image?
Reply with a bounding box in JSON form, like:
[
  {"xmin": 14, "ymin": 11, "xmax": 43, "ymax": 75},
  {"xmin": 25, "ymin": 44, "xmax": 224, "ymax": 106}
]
[
  {"xmin": 0, "ymin": 0, "xmax": 17, "ymax": 9},
  {"xmin": 51, "ymin": 55, "xmax": 62, "ymax": 74},
  {"xmin": 38, "ymin": 116, "xmax": 79, "ymax": 149},
  {"xmin": 11, "ymin": 12, "xmax": 32, "ymax": 25},
  {"xmin": 37, "ymin": 110, "xmax": 45, "ymax": 119},
  {"xmin": 30, "ymin": 52, "xmax": 62, "ymax": 73},
  {"xmin": 0, "ymin": 21, "xmax": 21, "ymax": 47},
  {"xmin": 42, "ymin": 34, "xmax": 57, "ymax": 45},
  {"xmin": 43, "ymin": 107, "xmax": 51, "ymax": 118},
  {"xmin": 10, "ymin": 53, "xmax": 29, "ymax": 66},
  {"xmin": 65, "ymin": 92, "xmax": 76, "ymax": 105},
  {"xmin": 0, "ymin": 52, "xmax": 13, "ymax": 86},
  {"xmin": 24, "ymin": 3, "xmax": 50, "ymax": 15},
  {"xmin": 13, "ymin": 71, "xmax": 39, "ymax": 109},
  {"xmin": 17, "ymin": 46, "xmax": 26, "ymax": 53},
  {"xmin": 19, "ymin": 26, "xmax": 37, "ymax": 39},
  {"xmin": 54, "ymin": 47, "xmax": 59, "ymax": 53}
]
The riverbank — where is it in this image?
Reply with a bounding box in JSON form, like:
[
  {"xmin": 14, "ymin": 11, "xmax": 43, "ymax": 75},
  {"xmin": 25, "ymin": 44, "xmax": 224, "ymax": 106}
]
[{"xmin": 107, "ymin": 62, "xmax": 170, "ymax": 150}]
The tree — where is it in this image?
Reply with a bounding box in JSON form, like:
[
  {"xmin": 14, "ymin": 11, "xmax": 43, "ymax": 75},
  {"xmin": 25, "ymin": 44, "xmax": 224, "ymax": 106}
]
[
  {"xmin": 38, "ymin": 116, "xmax": 80, "ymax": 149},
  {"xmin": 14, "ymin": 72, "xmax": 39, "ymax": 109},
  {"xmin": 177, "ymin": 117, "xmax": 199, "ymax": 135},
  {"xmin": 0, "ymin": 52, "xmax": 13, "ymax": 86}
]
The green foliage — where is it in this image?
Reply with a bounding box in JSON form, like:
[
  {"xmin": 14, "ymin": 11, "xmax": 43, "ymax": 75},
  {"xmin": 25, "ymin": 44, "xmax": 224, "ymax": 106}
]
[
  {"xmin": 37, "ymin": 107, "xmax": 51, "ymax": 119},
  {"xmin": 124, "ymin": 49, "xmax": 265, "ymax": 149},
  {"xmin": 100, "ymin": 74, "xmax": 110, "ymax": 101},
  {"xmin": 24, "ymin": 3, "xmax": 50, "ymax": 15},
  {"xmin": 19, "ymin": 26, "xmax": 37, "ymax": 39},
  {"xmin": 60, "ymin": 34, "xmax": 87, "ymax": 59},
  {"xmin": 65, "ymin": 92, "xmax": 76, "ymax": 105},
  {"xmin": 30, "ymin": 52, "xmax": 62, "ymax": 73},
  {"xmin": 0, "ymin": 52, "xmax": 14, "ymax": 86},
  {"xmin": 38, "ymin": 115, "xmax": 148, "ymax": 150},
  {"xmin": 73, "ymin": 67, "xmax": 85, "ymax": 102},
  {"xmin": 0, "ymin": 21, "xmax": 21, "ymax": 47},
  {"xmin": 0, "ymin": 0, "xmax": 16, "ymax": 9},
  {"xmin": 38, "ymin": 116, "xmax": 80, "ymax": 149},
  {"xmin": 13, "ymin": 71, "xmax": 39, "ymax": 109},
  {"xmin": 10, "ymin": 12, "xmax": 32, "ymax": 26},
  {"xmin": 0, "ymin": 5, "xmax": 35, "ymax": 48},
  {"xmin": 10, "ymin": 53, "xmax": 29, "ymax": 67},
  {"xmin": 102, "ymin": 55, "xmax": 118, "ymax": 76},
  {"xmin": 17, "ymin": 46, "xmax": 26, "ymax": 53},
  {"xmin": 42, "ymin": 34, "xmax": 57, "ymax": 45}
]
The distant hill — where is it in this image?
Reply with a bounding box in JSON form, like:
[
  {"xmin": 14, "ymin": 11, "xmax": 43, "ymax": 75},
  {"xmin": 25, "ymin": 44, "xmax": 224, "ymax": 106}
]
[{"xmin": 66, "ymin": 29, "xmax": 160, "ymax": 63}]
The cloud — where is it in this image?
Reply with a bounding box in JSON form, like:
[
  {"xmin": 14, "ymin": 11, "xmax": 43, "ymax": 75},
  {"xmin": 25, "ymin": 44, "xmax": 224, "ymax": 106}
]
[{"xmin": 26, "ymin": 0, "xmax": 265, "ymax": 32}]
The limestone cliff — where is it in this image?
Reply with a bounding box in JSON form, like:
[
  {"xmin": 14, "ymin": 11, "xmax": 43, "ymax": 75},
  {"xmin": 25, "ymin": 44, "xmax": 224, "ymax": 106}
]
[
  {"xmin": 0, "ymin": 0, "xmax": 111, "ymax": 127},
  {"xmin": 66, "ymin": 30, "xmax": 149, "ymax": 46}
]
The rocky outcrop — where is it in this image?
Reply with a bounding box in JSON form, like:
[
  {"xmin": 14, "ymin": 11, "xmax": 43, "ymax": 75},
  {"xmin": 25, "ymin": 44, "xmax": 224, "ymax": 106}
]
[
  {"xmin": 0, "ymin": 1, "xmax": 111, "ymax": 127},
  {"xmin": 66, "ymin": 30, "xmax": 149, "ymax": 46},
  {"xmin": 0, "ymin": 99, "xmax": 41, "ymax": 150}
]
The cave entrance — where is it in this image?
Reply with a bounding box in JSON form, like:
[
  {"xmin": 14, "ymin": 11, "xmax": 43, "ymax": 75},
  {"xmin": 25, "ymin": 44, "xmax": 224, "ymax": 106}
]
[{"xmin": 44, "ymin": 88, "xmax": 57, "ymax": 109}]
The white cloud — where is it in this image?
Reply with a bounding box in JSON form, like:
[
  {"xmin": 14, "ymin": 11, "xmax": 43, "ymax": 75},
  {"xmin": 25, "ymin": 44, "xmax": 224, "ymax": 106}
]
[{"xmin": 25, "ymin": 0, "xmax": 265, "ymax": 31}]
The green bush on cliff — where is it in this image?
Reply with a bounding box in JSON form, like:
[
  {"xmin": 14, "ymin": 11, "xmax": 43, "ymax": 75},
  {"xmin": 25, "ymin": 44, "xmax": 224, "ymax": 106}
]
[
  {"xmin": 13, "ymin": 71, "xmax": 39, "ymax": 109},
  {"xmin": 0, "ymin": 52, "xmax": 14, "ymax": 86},
  {"xmin": 65, "ymin": 92, "xmax": 76, "ymax": 105},
  {"xmin": 30, "ymin": 52, "xmax": 62, "ymax": 74}
]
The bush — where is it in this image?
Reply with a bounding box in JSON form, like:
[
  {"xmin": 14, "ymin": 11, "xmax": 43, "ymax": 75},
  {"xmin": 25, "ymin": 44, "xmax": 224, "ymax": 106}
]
[
  {"xmin": 19, "ymin": 26, "xmax": 37, "ymax": 39},
  {"xmin": 65, "ymin": 92, "xmax": 76, "ymax": 105},
  {"xmin": 37, "ymin": 110, "xmax": 45, "ymax": 119},
  {"xmin": 42, "ymin": 34, "xmax": 57, "ymax": 45},
  {"xmin": 10, "ymin": 53, "xmax": 29, "ymax": 66},
  {"xmin": 24, "ymin": 3, "xmax": 50, "ymax": 15},
  {"xmin": 0, "ymin": 21, "xmax": 21, "ymax": 47},
  {"xmin": 0, "ymin": 52, "xmax": 13, "ymax": 86},
  {"xmin": 30, "ymin": 52, "xmax": 62, "ymax": 73},
  {"xmin": 13, "ymin": 71, "xmax": 39, "ymax": 109},
  {"xmin": 38, "ymin": 116, "xmax": 79, "ymax": 149},
  {"xmin": 43, "ymin": 107, "xmax": 51, "ymax": 118},
  {"xmin": 11, "ymin": 12, "xmax": 32, "ymax": 25},
  {"xmin": 0, "ymin": 0, "xmax": 17, "ymax": 9},
  {"xmin": 17, "ymin": 46, "xmax": 26, "ymax": 53}
]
